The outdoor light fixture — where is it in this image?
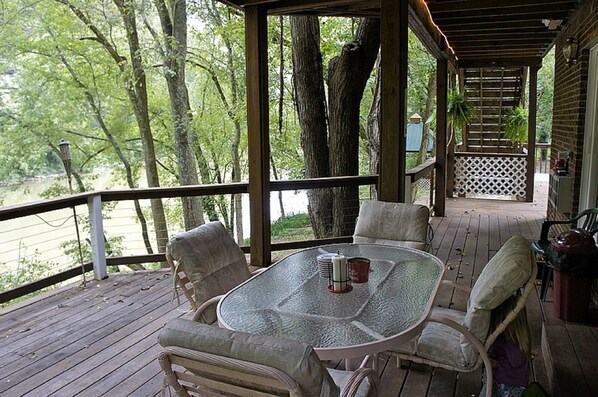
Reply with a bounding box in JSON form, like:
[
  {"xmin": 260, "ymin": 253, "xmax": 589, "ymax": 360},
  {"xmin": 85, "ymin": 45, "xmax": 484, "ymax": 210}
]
[
  {"xmin": 562, "ymin": 37, "xmax": 578, "ymax": 65},
  {"xmin": 58, "ymin": 139, "xmax": 72, "ymax": 181},
  {"xmin": 58, "ymin": 138, "xmax": 86, "ymax": 284},
  {"xmin": 542, "ymin": 19, "xmax": 563, "ymax": 30}
]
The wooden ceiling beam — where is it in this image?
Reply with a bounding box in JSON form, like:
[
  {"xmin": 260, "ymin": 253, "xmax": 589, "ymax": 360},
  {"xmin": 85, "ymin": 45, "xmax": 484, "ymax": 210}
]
[
  {"xmin": 458, "ymin": 48, "xmax": 542, "ymax": 55},
  {"xmin": 436, "ymin": 11, "xmax": 569, "ymax": 26},
  {"xmin": 273, "ymin": 9, "xmax": 379, "ymax": 17},
  {"xmin": 264, "ymin": 0, "xmax": 377, "ymax": 14},
  {"xmin": 447, "ymin": 31, "xmax": 556, "ymax": 40},
  {"xmin": 426, "ymin": 0, "xmax": 573, "ymax": 13},
  {"xmin": 407, "ymin": 0, "xmax": 456, "ymax": 67},
  {"xmin": 459, "ymin": 57, "xmax": 543, "ymax": 68},
  {"xmin": 451, "ymin": 38, "xmax": 550, "ymax": 46},
  {"xmin": 430, "ymin": 2, "xmax": 576, "ymax": 17},
  {"xmin": 442, "ymin": 22, "xmax": 548, "ymax": 32},
  {"xmin": 216, "ymin": 0, "xmax": 576, "ymax": 74}
]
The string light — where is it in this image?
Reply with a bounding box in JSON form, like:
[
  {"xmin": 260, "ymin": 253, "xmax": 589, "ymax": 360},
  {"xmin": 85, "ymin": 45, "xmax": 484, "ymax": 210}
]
[{"xmin": 418, "ymin": 0, "xmax": 457, "ymax": 60}]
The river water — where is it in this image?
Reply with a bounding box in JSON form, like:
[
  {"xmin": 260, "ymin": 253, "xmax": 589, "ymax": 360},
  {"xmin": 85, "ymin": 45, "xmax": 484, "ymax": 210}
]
[{"xmin": 0, "ymin": 174, "xmax": 308, "ymax": 271}]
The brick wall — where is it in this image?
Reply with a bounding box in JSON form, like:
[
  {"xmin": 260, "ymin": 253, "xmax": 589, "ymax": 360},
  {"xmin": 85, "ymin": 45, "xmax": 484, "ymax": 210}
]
[{"xmin": 549, "ymin": 0, "xmax": 598, "ymax": 306}]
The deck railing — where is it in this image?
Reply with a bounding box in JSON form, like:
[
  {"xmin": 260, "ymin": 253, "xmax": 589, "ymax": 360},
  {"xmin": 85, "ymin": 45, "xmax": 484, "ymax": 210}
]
[
  {"xmin": 535, "ymin": 142, "xmax": 551, "ymax": 174},
  {"xmin": 0, "ymin": 161, "xmax": 437, "ymax": 304},
  {"xmin": 453, "ymin": 152, "xmax": 527, "ymax": 199}
]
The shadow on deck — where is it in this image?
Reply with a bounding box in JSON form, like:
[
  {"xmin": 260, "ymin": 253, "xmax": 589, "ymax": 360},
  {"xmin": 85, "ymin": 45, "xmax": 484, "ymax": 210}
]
[{"xmin": 0, "ymin": 194, "xmax": 595, "ymax": 396}]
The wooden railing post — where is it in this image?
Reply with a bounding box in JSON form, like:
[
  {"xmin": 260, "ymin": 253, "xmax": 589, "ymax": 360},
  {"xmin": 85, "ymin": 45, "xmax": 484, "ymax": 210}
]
[
  {"xmin": 379, "ymin": 0, "xmax": 408, "ymax": 203},
  {"xmin": 434, "ymin": 58, "xmax": 448, "ymax": 216},
  {"xmin": 88, "ymin": 194, "xmax": 107, "ymax": 280},
  {"xmin": 526, "ymin": 66, "xmax": 539, "ymax": 202},
  {"xmin": 245, "ymin": 6, "xmax": 271, "ymax": 267}
]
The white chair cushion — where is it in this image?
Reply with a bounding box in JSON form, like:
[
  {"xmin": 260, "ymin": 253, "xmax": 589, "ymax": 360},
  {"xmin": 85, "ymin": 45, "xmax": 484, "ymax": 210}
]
[
  {"xmin": 159, "ymin": 318, "xmax": 340, "ymax": 397},
  {"xmin": 166, "ymin": 221, "xmax": 251, "ymax": 324},
  {"xmin": 462, "ymin": 234, "xmax": 534, "ymax": 364},
  {"xmin": 353, "ymin": 200, "xmax": 429, "ymax": 250},
  {"xmin": 395, "ymin": 235, "xmax": 534, "ymax": 368},
  {"xmin": 414, "ymin": 307, "xmax": 468, "ymax": 368}
]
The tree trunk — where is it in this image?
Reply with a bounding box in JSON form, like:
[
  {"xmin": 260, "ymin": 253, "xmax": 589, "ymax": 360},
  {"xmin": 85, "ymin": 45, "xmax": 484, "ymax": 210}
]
[
  {"xmin": 328, "ymin": 18, "xmax": 380, "ymax": 236},
  {"xmin": 155, "ymin": 0, "xmax": 204, "ymax": 231},
  {"xmin": 55, "ymin": 0, "xmax": 169, "ymax": 256},
  {"xmin": 60, "ymin": 56, "xmax": 154, "ymax": 257},
  {"xmin": 274, "ymin": 16, "xmax": 285, "ymax": 220},
  {"xmin": 367, "ymin": 56, "xmax": 381, "ymax": 198},
  {"xmin": 113, "ymin": 0, "xmax": 169, "ymax": 254},
  {"xmin": 290, "ymin": 16, "xmax": 332, "ymax": 238}
]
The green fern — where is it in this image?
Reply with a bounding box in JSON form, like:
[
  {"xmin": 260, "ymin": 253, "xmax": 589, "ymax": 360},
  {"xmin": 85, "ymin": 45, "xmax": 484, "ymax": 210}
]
[
  {"xmin": 447, "ymin": 89, "xmax": 473, "ymax": 131},
  {"xmin": 505, "ymin": 106, "xmax": 528, "ymax": 144}
]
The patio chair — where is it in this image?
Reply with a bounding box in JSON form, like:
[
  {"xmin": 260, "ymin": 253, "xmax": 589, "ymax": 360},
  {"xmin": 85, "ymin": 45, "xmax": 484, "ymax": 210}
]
[
  {"xmin": 166, "ymin": 221, "xmax": 254, "ymax": 324},
  {"xmin": 389, "ymin": 235, "xmax": 537, "ymax": 397},
  {"xmin": 353, "ymin": 200, "xmax": 432, "ymax": 251},
  {"xmin": 158, "ymin": 318, "xmax": 378, "ymax": 397},
  {"xmin": 531, "ymin": 207, "xmax": 598, "ymax": 301}
]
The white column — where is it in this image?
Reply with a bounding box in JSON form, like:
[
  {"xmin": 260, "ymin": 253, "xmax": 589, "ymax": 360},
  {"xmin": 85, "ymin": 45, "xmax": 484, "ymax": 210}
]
[{"xmin": 88, "ymin": 194, "xmax": 107, "ymax": 280}]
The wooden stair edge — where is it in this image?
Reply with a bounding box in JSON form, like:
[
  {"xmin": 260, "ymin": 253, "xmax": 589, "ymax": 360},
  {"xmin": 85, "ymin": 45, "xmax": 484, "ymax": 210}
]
[{"xmin": 541, "ymin": 323, "xmax": 593, "ymax": 397}]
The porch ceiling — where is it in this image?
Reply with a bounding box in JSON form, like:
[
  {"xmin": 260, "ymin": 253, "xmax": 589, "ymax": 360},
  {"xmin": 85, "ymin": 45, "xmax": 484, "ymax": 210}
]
[{"xmin": 220, "ymin": 0, "xmax": 580, "ymax": 68}]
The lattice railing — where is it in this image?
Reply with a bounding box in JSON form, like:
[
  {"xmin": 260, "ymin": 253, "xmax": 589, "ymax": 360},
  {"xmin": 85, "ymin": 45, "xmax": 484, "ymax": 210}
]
[{"xmin": 453, "ymin": 153, "xmax": 527, "ymax": 199}]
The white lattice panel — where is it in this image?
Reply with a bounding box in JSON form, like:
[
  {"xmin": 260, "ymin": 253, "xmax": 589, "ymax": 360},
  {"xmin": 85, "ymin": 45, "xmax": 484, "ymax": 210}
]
[{"xmin": 453, "ymin": 155, "xmax": 527, "ymax": 198}]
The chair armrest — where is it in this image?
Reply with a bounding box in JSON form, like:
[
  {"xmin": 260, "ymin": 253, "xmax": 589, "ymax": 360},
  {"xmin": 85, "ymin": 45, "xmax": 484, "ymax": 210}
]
[
  {"xmin": 340, "ymin": 366, "xmax": 378, "ymax": 397},
  {"xmin": 530, "ymin": 240, "xmax": 550, "ymax": 256},
  {"xmin": 192, "ymin": 294, "xmax": 225, "ymax": 322},
  {"xmin": 428, "ymin": 314, "xmax": 493, "ymax": 397},
  {"xmin": 538, "ymin": 220, "xmax": 561, "ymax": 243},
  {"xmin": 440, "ymin": 280, "xmax": 472, "ymax": 294},
  {"xmin": 251, "ymin": 267, "xmax": 267, "ymax": 276},
  {"xmin": 538, "ymin": 215, "xmax": 582, "ymax": 242}
]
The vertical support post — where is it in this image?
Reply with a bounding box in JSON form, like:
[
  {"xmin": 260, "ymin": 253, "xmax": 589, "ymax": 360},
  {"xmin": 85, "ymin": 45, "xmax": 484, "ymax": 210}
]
[
  {"xmin": 404, "ymin": 177, "xmax": 412, "ymax": 204},
  {"xmin": 379, "ymin": 0, "xmax": 408, "ymax": 202},
  {"xmin": 526, "ymin": 66, "xmax": 538, "ymax": 202},
  {"xmin": 245, "ymin": 6, "xmax": 271, "ymax": 267},
  {"xmin": 88, "ymin": 194, "xmax": 107, "ymax": 280},
  {"xmin": 446, "ymin": 72, "xmax": 456, "ymax": 198},
  {"xmin": 435, "ymin": 58, "xmax": 448, "ymax": 216}
]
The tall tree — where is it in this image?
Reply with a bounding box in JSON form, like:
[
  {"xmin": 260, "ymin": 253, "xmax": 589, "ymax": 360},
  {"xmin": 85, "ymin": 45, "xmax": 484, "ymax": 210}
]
[
  {"xmin": 56, "ymin": 0, "xmax": 169, "ymax": 254},
  {"xmin": 367, "ymin": 56, "xmax": 381, "ymax": 183},
  {"xmin": 290, "ymin": 16, "xmax": 331, "ymax": 238},
  {"xmin": 59, "ymin": 54, "xmax": 154, "ymax": 257},
  {"xmin": 153, "ymin": 0, "xmax": 204, "ymax": 230},
  {"xmin": 291, "ymin": 17, "xmax": 379, "ymax": 237},
  {"xmin": 189, "ymin": 0, "xmax": 245, "ymax": 242},
  {"xmin": 327, "ymin": 18, "xmax": 380, "ymax": 236}
]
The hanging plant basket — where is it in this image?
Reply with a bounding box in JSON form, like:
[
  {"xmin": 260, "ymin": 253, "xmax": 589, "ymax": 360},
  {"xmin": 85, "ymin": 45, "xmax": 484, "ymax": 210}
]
[
  {"xmin": 447, "ymin": 89, "xmax": 473, "ymax": 131},
  {"xmin": 505, "ymin": 105, "xmax": 528, "ymax": 144}
]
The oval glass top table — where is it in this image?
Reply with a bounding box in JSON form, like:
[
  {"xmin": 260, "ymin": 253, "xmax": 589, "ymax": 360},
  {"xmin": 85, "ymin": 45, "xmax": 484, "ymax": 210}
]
[{"xmin": 217, "ymin": 243, "xmax": 444, "ymax": 362}]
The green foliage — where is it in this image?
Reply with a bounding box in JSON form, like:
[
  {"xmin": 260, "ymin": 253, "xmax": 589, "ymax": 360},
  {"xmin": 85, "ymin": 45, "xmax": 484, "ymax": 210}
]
[
  {"xmin": 60, "ymin": 232, "xmax": 124, "ymax": 266},
  {"xmin": 407, "ymin": 32, "xmax": 436, "ymax": 118},
  {"xmin": 244, "ymin": 212, "xmax": 313, "ymax": 245},
  {"xmin": 271, "ymin": 212, "xmax": 311, "ymax": 237},
  {"xmin": 0, "ymin": 249, "xmax": 54, "ymax": 307},
  {"xmin": 447, "ymin": 89, "xmax": 473, "ymax": 131},
  {"xmin": 537, "ymin": 48, "xmax": 554, "ymax": 143},
  {"xmin": 0, "ymin": 1, "xmax": 558, "ymax": 265},
  {"xmin": 39, "ymin": 182, "xmax": 71, "ymax": 199},
  {"xmin": 505, "ymin": 105, "xmax": 528, "ymax": 144}
]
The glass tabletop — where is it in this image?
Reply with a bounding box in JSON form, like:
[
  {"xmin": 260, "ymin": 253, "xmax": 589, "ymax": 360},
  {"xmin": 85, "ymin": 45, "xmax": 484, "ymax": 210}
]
[{"xmin": 217, "ymin": 243, "xmax": 444, "ymax": 359}]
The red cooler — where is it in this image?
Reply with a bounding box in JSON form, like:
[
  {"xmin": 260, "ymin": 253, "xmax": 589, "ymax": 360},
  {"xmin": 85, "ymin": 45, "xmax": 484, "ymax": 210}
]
[
  {"xmin": 547, "ymin": 228, "xmax": 598, "ymax": 323},
  {"xmin": 553, "ymin": 270, "xmax": 593, "ymax": 322}
]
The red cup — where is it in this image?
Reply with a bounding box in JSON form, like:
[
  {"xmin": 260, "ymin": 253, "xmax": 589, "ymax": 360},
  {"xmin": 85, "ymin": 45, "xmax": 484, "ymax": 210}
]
[{"xmin": 348, "ymin": 257, "xmax": 370, "ymax": 283}]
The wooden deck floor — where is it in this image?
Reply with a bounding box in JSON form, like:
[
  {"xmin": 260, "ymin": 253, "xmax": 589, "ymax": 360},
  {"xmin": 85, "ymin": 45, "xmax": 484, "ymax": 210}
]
[{"xmin": 0, "ymin": 195, "xmax": 591, "ymax": 397}]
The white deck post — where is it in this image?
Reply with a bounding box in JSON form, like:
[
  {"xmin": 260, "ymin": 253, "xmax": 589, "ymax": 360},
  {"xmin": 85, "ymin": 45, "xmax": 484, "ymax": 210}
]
[{"xmin": 88, "ymin": 194, "xmax": 107, "ymax": 280}]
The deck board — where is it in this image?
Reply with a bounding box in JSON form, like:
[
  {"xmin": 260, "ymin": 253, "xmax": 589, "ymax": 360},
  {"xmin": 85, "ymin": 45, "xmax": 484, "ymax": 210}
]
[{"xmin": 3, "ymin": 195, "xmax": 590, "ymax": 397}]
